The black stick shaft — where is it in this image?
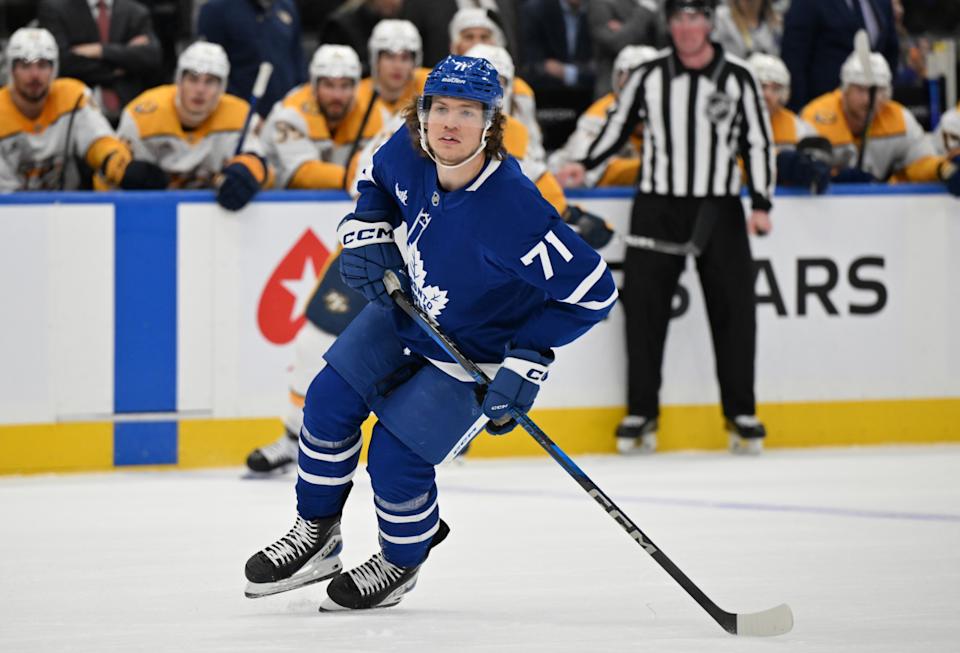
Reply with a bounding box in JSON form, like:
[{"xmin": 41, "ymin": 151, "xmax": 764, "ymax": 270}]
[{"xmin": 382, "ymin": 271, "xmax": 738, "ymax": 634}]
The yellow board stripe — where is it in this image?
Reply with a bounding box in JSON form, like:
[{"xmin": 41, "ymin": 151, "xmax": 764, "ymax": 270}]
[{"xmin": 1, "ymin": 398, "xmax": 958, "ymax": 475}]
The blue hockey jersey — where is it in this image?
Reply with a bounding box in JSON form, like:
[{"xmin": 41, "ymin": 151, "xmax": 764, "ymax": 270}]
[{"xmin": 354, "ymin": 125, "xmax": 617, "ymax": 370}]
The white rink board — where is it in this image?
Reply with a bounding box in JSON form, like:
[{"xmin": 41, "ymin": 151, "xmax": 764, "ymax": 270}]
[
  {"xmin": 0, "ymin": 204, "xmax": 114, "ymax": 424},
  {"xmin": 176, "ymin": 193, "xmax": 960, "ymax": 418}
]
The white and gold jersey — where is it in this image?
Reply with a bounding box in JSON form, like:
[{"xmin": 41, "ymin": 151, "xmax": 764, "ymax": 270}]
[
  {"xmin": 0, "ymin": 78, "xmax": 121, "ymax": 191},
  {"xmin": 769, "ymin": 105, "xmax": 818, "ymax": 151},
  {"xmin": 548, "ymin": 93, "xmax": 642, "ymax": 187},
  {"xmin": 117, "ymin": 85, "xmax": 264, "ymax": 188},
  {"xmin": 511, "ymin": 77, "xmax": 545, "ymax": 166},
  {"xmin": 802, "ymin": 90, "xmax": 942, "ymax": 183},
  {"xmin": 262, "ymin": 83, "xmax": 384, "ymax": 189}
]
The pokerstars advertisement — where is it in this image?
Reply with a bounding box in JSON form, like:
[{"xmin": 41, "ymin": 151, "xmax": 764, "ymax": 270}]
[{"xmin": 177, "ymin": 200, "xmax": 352, "ymax": 418}]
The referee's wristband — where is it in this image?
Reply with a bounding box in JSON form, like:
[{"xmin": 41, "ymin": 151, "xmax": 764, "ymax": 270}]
[{"xmin": 751, "ymin": 196, "xmax": 773, "ymax": 212}]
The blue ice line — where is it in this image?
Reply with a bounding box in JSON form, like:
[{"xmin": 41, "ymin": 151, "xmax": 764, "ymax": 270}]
[{"xmin": 440, "ymin": 483, "xmax": 960, "ymax": 523}]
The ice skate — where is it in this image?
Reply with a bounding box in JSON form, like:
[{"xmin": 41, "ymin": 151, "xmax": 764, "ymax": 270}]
[
  {"xmin": 244, "ymin": 514, "xmax": 343, "ymax": 598},
  {"xmin": 616, "ymin": 416, "xmax": 658, "ymax": 455},
  {"xmin": 319, "ymin": 519, "xmax": 450, "ymax": 611},
  {"xmin": 245, "ymin": 428, "xmax": 298, "ymax": 474},
  {"xmin": 727, "ymin": 415, "xmax": 766, "ymax": 455}
]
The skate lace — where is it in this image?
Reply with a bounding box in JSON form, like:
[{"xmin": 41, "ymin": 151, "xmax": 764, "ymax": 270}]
[
  {"xmin": 348, "ymin": 553, "xmax": 404, "ymax": 597},
  {"xmin": 263, "ymin": 516, "xmax": 319, "ymax": 567},
  {"xmin": 259, "ymin": 435, "xmax": 297, "ymax": 465}
]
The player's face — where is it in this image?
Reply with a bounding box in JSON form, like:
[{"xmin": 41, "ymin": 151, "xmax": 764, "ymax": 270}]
[
  {"xmin": 11, "ymin": 60, "xmax": 54, "ymax": 103},
  {"xmin": 377, "ymin": 51, "xmax": 415, "ymax": 93},
  {"xmin": 178, "ymin": 71, "xmax": 223, "ymax": 122},
  {"xmin": 669, "ymin": 11, "xmax": 712, "ymax": 58},
  {"xmin": 842, "ymin": 83, "xmax": 888, "ymax": 134},
  {"xmin": 316, "ymin": 77, "xmax": 356, "ymax": 123},
  {"xmin": 453, "ymin": 28, "xmax": 495, "ymax": 55},
  {"xmin": 424, "ymin": 96, "xmax": 486, "ymax": 165},
  {"xmin": 760, "ymin": 82, "xmax": 784, "ymax": 116}
]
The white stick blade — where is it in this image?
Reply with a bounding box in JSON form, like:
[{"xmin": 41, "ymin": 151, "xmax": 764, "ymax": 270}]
[
  {"xmin": 736, "ymin": 603, "xmax": 794, "ymax": 637},
  {"xmin": 252, "ymin": 62, "xmax": 274, "ymax": 98}
]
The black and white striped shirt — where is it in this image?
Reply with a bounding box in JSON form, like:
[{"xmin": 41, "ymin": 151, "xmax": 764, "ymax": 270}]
[{"xmin": 583, "ymin": 45, "xmax": 775, "ymax": 210}]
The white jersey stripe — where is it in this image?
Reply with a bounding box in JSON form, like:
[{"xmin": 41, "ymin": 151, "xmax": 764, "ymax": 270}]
[
  {"xmin": 560, "ymin": 258, "xmax": 609, "ymax": 304},
  {"xmin": 379, "ymin": 520, "xmax": 440, "ymax": 545},
  {"xmin": 375, "ymin": 497, "xmax": 439, "ymax": 524},
  {"xmin": 298, "ymin": 437, "xmax": 363, "ymax": 463}
]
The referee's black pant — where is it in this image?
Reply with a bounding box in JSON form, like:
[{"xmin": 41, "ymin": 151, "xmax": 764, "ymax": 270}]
[{"xmin": 622, "ymin": 194, "xmax": 757, "ymax": 420}]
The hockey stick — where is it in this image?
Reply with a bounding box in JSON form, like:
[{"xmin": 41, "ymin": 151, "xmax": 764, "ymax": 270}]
[
  {"xmin": 382, "ymin": 270, "xmax": 793, "ymax": 637},
  {"xmin": 234, "ymin": 61, "xmax": 274, "ymax": 156},
  {"xmin": 853, "ymin": 29, "xmax": 878, "ymax": 171},
  {"xmin": 617, "ymin": 199, "xmax": 719, "ymax": 256}
]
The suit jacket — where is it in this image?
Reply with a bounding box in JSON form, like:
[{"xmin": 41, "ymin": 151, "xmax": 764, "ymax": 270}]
[
  {"xmin": 521, "ymin": 0, "xmax": 595, "ymax": 93},
  {"xmin": 38, "ymin": 0, "xmax": 163, "ymax": 111},
  {"xmin": 781, "ymin": 0, "xmax": 899, "ymax": 112},
  {"xmin": 587, "ymin": 0, "xmax": 665, "ymax": 96}
]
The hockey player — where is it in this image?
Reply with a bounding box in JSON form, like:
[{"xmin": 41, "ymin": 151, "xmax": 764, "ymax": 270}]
[
  {"xmin": 0, "ymin": 27, "xmax": 147, "ymax": 191},
  {"xmin": 262, "ymin": 45, "xmax": 383, "ymax": 190},
  {"xmin": 747, "ymin": 53, "xmax": 831, "ymax": 193},
  {"xmin": 244, "ymin": 55, "xmax": 617, "ymax": 610},
  {"xmin": 449, "ymin": 7, "xmax": 545, "ymax": 164},
  {"xmin": 551, "ymin": 45, "xmax": 659, "ymax": 189},
  {"xmin": 801, "ymin": 50, "xmax": 960, "ymax": 195},
  {"xmin": 117, "ymin": 41, "xmax": 273, "ymax": 210},
  {"xmin": 244, "ymin": 43, "xmax": 611, "ymax": 476},
  {"xmin": 356, "ymin": 20, "xmax": 430, "ymax": 123}
]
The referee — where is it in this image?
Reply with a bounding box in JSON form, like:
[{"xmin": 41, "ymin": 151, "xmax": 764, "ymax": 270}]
[{"xmin": 573, "ymin": 0, "xmax": 775, "ymax": 455}]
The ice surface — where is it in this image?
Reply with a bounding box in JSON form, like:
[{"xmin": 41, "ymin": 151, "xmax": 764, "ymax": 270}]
[{"xmin": 2, "ymin": 445, "xmax": 958, "ymax": 652}]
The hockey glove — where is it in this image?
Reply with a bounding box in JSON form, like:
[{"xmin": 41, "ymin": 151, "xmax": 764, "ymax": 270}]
[
  {"xmin": 338, "ymin": 211, "xmax": 406, "ymax": 309},
  {"xmin": 563, "ymin": 204, "xmax": 615, "ymax": 249},
  {"xmin": 119, "ymin": 160, "xmax": 169, "ymax": 190},
  {"xmin": 217, "ymin": 154, "xmax": 266, "ymax": 211},
  {"xmin": 776, "ymin": 150, "xmax": 830, "ymax": 195},
  {"xmin": 831, "ymin": 167, "xmax": 877, "ymax": 184},
  {"xmin": 482, "ymin": 348, "xmax": 554, "ymax": 435}
]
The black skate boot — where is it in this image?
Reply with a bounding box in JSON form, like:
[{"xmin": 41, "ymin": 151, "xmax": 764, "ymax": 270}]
[
  {"xmin": 319, "ymin": 519, "xmax": 450, "ymax": 612},
  {"xmin": 615, "ymin": 416, "xmax": 658, "ymax": 455},
  {"xmin": 246, "ymin": 427, "xmax": 298, "ymax": 473},
  {"xmin": 726, "ymin": 415, "xmax": 766, "ymax": 455},
  {"xmin": 245, "ymin": 508, "xmax": 347, "ymax": 598}
]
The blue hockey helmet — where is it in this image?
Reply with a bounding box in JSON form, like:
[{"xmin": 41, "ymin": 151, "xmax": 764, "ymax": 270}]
[
  {"xmin": 421, "ymin": 55, "xmax": 503, "ymax": 111},
  {"xmin": 417, "ymin": 55, "xmax": 504, "ymax": 170}
]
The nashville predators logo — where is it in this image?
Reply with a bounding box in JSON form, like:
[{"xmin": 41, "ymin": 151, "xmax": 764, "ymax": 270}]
[
  {"xmin": 134, "ymin": 100, "xmax": 158, "ymax": 114},
  {"xmin": 813, "ymin": 110, "xmax": 838, "ymax": 126}
]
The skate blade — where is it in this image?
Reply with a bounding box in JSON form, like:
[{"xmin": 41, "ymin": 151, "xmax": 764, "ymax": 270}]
[
  {"xmin": 616, "ymin": 436, "xmax": 656, "ymax": 456},
  {"xmin": 244, "ymin": 557, "xmax": 342, "ymax": 599},
  {"xmin": 318, "ymin": 595, "xmax": 404, "ymax": 612}
]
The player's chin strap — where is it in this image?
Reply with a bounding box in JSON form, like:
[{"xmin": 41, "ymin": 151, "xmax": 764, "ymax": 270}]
[{"xmin": 418, "ymin": 120, "xmax": 492, "ymax": 171}]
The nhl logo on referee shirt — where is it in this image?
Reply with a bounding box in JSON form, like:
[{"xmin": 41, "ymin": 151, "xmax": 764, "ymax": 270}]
[{"xmin": 704, "ymin": 90, "xmax": 734, "ymax": 124}]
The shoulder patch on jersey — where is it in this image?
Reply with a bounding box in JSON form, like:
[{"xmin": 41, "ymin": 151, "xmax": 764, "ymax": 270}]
[{"xmin": 126, "ymin": 85, "xmax": 181, "ymax": 138}]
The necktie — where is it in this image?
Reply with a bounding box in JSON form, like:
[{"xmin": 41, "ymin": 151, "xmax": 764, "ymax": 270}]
[{"xmin": 97, "ymin": 0, "xmax": 120, "ymax": 113}]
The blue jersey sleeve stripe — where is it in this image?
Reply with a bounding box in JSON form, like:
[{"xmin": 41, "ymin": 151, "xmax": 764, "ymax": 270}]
[{"xmin": 560, "ymin": 258, "xmax": 609, "ymax": 304}]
